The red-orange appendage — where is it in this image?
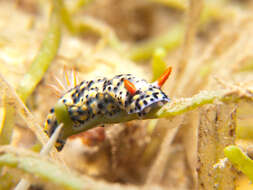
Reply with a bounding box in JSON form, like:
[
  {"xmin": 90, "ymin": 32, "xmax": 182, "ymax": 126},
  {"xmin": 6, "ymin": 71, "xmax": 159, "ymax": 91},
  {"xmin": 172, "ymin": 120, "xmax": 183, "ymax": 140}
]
[
  {"xmin": 124, "ymin": 79, "xmax": 137, "ymax": 95},
  {"xmin": 157, "ymin": 67, "xmax": 172, "ymax": 87}
]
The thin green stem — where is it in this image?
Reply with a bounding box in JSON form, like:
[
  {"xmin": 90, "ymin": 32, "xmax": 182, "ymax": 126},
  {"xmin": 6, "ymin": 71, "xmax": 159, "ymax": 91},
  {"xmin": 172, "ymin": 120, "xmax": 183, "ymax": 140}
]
[
  {"xmin": 16, "ymin": 11, "xmax": 61, "ymax": 102},
  {"xmin": 127, "ymin": 24, "xmax": 184, "ymax": 61},
  {"xmin": 151, "ymin": 48, "xmax": 167, "ymax": 81},
  {"xmin": 224, "ymin": 145, "xmax": 253, "ymax": 182}
]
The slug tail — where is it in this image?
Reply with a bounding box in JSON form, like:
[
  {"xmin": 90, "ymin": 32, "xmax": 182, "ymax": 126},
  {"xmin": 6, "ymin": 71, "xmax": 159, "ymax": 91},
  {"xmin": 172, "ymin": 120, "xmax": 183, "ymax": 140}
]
[{"xmin": 44, "ymin": 111, "xmax": 66, "ymax": 151}]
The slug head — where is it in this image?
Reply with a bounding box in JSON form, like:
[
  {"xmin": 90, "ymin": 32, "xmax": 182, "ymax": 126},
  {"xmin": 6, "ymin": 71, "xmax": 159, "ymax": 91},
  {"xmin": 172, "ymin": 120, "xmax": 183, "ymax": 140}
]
[{"xmin": 123, "ymin": 67, "xmax": 172, "ymax": 115}]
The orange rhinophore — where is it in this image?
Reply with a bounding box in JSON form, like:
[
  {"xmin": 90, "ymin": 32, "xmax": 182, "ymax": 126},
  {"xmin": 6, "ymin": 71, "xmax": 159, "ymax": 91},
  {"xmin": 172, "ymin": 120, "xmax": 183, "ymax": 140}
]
[
  {"xmin": 124, "ymin": 79, "xmax": 137, "ymax": 95},
  {"xmin": 157, "ymin": 67, "xmax": 172, "ymax": 87}
]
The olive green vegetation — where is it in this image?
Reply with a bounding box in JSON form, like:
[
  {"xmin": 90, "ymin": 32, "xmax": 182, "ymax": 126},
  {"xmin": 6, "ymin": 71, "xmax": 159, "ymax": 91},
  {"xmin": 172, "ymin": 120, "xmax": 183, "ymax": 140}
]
[
  {"xmin": 151, "ymin": 48, "xmax": 167, "ymax": 81},
  {"xmin": 127, "ymin": 24, "xmax": 184, "ymax": 61},
  {"xmin": 16, "ymin": 11, "xmax": 61, "ymax": 102},
  {"xmin": 56, "ymin": 0, "xmax": 122, "ymax": 50},
  {"xmin": 224, "ymin": 145, "xmax": 253, "ymax": 182},
  {"xmin": 0, "ymin": 152, "xmax": 87, "ymax": 190},
  {"xmin": 0, "ymin": 6, "xmax": 61, "ymax": 146},
  {"xmin": 155, "ymin": 89, "xmax": 253, "ymax": 118}
]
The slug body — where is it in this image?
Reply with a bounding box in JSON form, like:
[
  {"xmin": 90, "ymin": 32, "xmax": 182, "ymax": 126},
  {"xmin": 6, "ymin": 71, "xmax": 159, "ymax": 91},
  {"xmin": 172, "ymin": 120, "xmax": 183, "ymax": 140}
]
[{"xmin": 44, "ymin": 68, "xmax": 172, "ymax": 151}]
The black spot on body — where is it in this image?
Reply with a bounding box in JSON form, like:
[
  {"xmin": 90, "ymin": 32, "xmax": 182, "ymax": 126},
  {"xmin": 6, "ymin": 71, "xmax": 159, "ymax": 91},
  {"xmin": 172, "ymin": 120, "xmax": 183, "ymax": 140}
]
[
  {"xmin": 98, "ymin": 103, "xmax": 104, "ymax": 109},
  {"xmin": 68, "ymin": 108, "xmax": 73, "ymax": 116},
  {"xmin": 115, "ymin": 74, "xmax": 123, "ymax": 78},
  {"xmin": 128, "ymin": 95, "xmax": 133, "ymax": 103},
  {"xmin": 136, "ymin": 102, "xmax": 141, "ymax": 110},
  {"xmin": 77, "ymin": 119, "xmax": 85, "ymax": 124},
  {"xmin": 50, "ymin": 108, "xmax": 54, "ymax": 113},
  {"xmin": 47, "ymin": 119, "xmax": 51, "ymax": 124},
  {"xmin": 86, "ymin": 99, "xmax": 92, "ymax": 105},
  {"xmin": 87, "ymin": 110, "xmax": 91, "ymax": 115},
  {"xmin": 143, "ymin": 100, "xmax": 148, "ymax": 105},
  {"xmin": 102, "ymin": 80, "xmax": 107, "ymax": 89},
  {"xmin": 73, "ymin": 97, "xmax": 78, "ymax": 104},
  {"xmin": 77, "ymin": 107, "xmax": 85, "ymax": 115},
  {"xmin": 56, "ymin": 139, "xmax": 65, "ymax": 151},
  {"xmin": 135, "ymin": 90, "xmax": 141, "ymax": 94},
  {"xmin": 80, "ymin": 87, "xmax": 85, "ymax": 93},
  {"xmin": 49, "ymin": 121, "xmax": 58, "ymax": 136},
  {"xmin": 87, "ymin": 81, "xmax": 94, "ymax": 88},
  {"xmin": 152, "ymin": 92, "xmax": 159, "ymax": 99},
  {"xmin": 125, "ymin": 100, "xmax": 129, "ymax": 106}
]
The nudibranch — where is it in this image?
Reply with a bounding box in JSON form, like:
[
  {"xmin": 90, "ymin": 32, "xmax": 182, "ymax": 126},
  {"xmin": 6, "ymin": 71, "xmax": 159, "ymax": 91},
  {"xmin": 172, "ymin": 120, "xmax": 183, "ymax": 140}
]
[{"xmin": 44, "ymin": 67, "xmax": 172, "ymax": 151}]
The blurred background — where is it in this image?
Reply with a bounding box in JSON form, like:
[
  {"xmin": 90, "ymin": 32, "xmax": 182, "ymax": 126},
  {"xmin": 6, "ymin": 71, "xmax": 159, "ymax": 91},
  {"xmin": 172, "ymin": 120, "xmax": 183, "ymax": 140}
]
[{"xmin": 0, "ymin": 0, "xmax": 253, "ymax": 189}]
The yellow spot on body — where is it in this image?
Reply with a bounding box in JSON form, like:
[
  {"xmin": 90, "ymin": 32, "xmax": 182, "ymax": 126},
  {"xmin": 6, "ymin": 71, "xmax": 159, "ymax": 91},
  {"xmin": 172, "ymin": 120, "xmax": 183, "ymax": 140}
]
[
  {"xmin": 80, "ymin": 84, "xmax": 86, "ymax": 90},
  {"xmin": 147, "ymin": 91, "xmax": 153, "ymax": 96},
  {"xmin": 75, "ymin": 101, "xmax": 83, "ymax": 107},
  {"xmin": 81, "ymin": 105, "xmax": 87, "ymax": 111},
  {"xmin": 44, "ymin": 113, "xmax": 54, "ymax": 132},
  {"xmin": 71, "ymin": 106, "xmax": 79, "ymax": 116},
  {"xmin": 107, "ymin": 103, "xmax": 115, "ymax": 112},
  {"xmin": 133, "ymin": 95, "xmax": 140, "ymax": 100},
  {"xmin": 80, "ymin": 115, "xmax": 88, "ymax": 120},
  {"xmin": 89, "ymin": 91, "xmax": 96, "ymax": 98},
  {"xmin": 71, "ymin": 106, "xmax": 78, "ymax": 112},
  {"xmin": 98, "ymin": 94, "xmax": 104, "ymax": 100},
  {"xmin": 90, "ymin": 102, "xmax": 97, "ymax": 114}
]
